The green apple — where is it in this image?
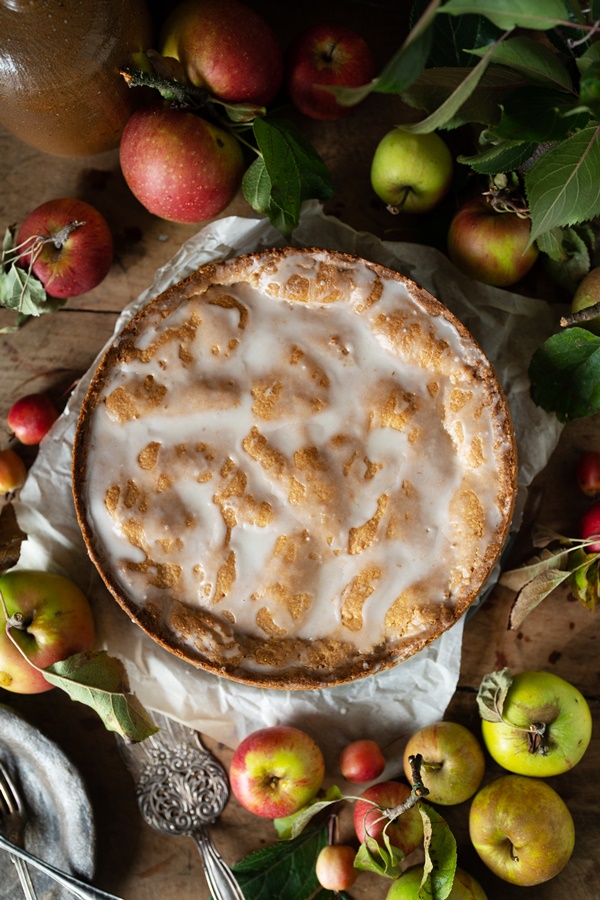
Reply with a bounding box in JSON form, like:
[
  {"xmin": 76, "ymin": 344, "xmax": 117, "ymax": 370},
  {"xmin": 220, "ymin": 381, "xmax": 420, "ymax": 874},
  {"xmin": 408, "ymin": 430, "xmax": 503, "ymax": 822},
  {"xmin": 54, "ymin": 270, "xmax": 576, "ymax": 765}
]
[
  {"xmin": 370, "ymin": 129, "xmax": 453, "ymax": 214},
  {"xmin": 402, "ymin": 721, "xmax": 485, "ymax": 805},
  {"xmin": 386, "ymin": 864, "xmax": 487, "ymax": 899},
  {"xmin": 481, "ymin": 670, "xmax": 592, "ymax": 776},
  {"xmin": 0, "ymin": 570, "xmax": 96, "ymax": 694},
  {"xmin": 469, "ymin": 774, "xmax": 575, "ymax": 886},
  {"xmin": 229, "ymin": 725, "xmax": 325, "ymax": 818},
  {"xmin": 571, "ymin": 266, "xmax": 600, "ymax": 334}
]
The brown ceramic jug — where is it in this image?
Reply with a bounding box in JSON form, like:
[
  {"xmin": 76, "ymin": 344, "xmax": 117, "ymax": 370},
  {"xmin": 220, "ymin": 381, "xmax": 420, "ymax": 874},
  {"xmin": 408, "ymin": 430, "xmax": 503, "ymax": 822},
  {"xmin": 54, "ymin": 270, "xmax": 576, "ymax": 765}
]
[{"xmin": 0, "ymin": 0, "xmax": 153, "ymax": 157}]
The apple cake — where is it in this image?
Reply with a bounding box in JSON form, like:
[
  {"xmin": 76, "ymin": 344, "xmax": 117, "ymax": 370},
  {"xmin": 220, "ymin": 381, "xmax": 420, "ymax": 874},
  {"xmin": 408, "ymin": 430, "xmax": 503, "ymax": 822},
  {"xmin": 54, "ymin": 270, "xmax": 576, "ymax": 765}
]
[{"xmin": 72, "ymin": 247, "xmax": 517, "ymax": 689}]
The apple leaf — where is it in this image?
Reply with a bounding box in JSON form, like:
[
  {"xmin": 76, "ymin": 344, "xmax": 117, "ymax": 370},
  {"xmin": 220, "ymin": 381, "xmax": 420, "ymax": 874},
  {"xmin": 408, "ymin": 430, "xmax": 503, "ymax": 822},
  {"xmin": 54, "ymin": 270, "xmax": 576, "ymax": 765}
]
[
  {"xmin": 411, "ymin": 0, "xmax": 502, "ymax": 67},
  {"xmin": 0, "ymin": 227, "xmax": 64, "ymax": 324},
  {"xmin": 41, "ymin": 649, "xmax": 158, "ymax": 742},
  {"xmin": 507, "ymin": 566, "xmax": 573, "ymax": 629},
  {"xmin": 476, "ymin": 668, "xmax": 513, "ymax": 723},
  {"xmin": 273, "ymin": 785, "xmax": 344, "ymax": 840},
  {"xmin": 528, "ymin": 326, "xmax": 600, "ymax": 421},
  {"xmin": 525, "ymin": 125, "xmax": 600, "ymax": 244},
  {"xmin": 230, "ymin": 825, "xmax": 328, "ymax": 900},
  {"xmin": 536, "ymin": 223, "xmax": 596, "ymax": 292},
  {"xmin": 438, "ymin": 0, "xmax": 570, "ymax": 31},
  {"xmin": 468, "ymin": 35, "xmax": 573, "ymax": 89},
  {"xmin": 567, "ymin": 548, "xmax": 600, "ymax": 610},
  {"xmin": 0, "ymin": 503, "xmax": 26, "ymax": 573},
  {"xmin": 490, "ymin": 86, "xmax": 589, "ymax": 143},
  {"xmin": 457, "ymin": 139, "xmax": 537, "ymax": 174},
  {"xmin": 418, "ymin": 802, "xmax": 457, "ymax": 900},
  {"xmin": 353, "ymin": 833, "xmax": 404, "ymax": 879}
]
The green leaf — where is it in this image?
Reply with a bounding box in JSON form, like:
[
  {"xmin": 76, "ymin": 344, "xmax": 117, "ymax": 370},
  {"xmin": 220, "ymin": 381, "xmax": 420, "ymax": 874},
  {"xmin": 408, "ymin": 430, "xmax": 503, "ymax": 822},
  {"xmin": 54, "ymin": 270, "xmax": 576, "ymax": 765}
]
[
  {"xmin": 402, "ymin": 64, "xmax": 525, "ymax": 129},
  {"xmin": 538, "ymin": 224, "xmax": 594, "ymax": 291},
  {"xmin": 411, "ymin": 0, "xmax": 502, "ymax": 66},
  {"xmin": 525, "ymin": 124, "xmax": 600, "ymax": 243},
  {"xmin": 528, "ymin": 325, "xmax": 600, "ymax": 420},
  {"xmin": 418, "ymin": 803, "xmax": 457, "ymax": 900},
  {"xmin": 42, "ymin": 650, "xmax": 158, "ymax": 742},
  {"xmin": 0, "ymin": 264, "xmax": 48, "ymax": 316},
  {"xmin": 439, "ymin": 0, "xmax": 570, "ymax": 30},
  {"xmin": 398, "ymin": 36, "xmax": 505, "ymax": 133},
  {"xmin": 0, "ymin": 503, "xmax": 26, "ymax": 573},
  {"xmin": 458, "ymin": 139, "xmax": 537, "ymax": 173},
  {"xmin": 567, "ymin": 548, "xmax": 600, "ymax": 610},
  {"xmin": 354, "ymin": 834, "xmax": 404, "ymax": 879},
  {"xmin": 491, "ymin": 86, "xmax": 589, "ymax": 142},
  {"xmin": 468, "ymin": 35, "xmax": 573, "ymax": 88},
  {"xmin": 249, "ymin": 117, "xmax": 333, "ymax": 237},
  {"xmin": 274, "ymin": 786, "xmax": 343, "ymax": 840},
  {"xmin": 242, "ymin": 156, "xmax": 272, "ymax": 215},
  {"xmin": 231, "ymin": 825, "xmax": 327, "ymax": 900},
  {"xmin": 476, "ymin": 668, "xmax": 514, "ymax": 723}
]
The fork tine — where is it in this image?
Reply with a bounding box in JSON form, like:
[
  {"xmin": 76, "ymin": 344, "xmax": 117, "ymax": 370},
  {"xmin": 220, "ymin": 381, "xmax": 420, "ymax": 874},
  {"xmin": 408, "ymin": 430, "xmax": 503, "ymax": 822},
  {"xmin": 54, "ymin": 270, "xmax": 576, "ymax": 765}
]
[
  {"xmin": 0, "ymin": 759, "xmax": 38, "ymax": 900},
  {"xmin": 0, "ymin": 760, "xmax": 21, "ymax": 814}
]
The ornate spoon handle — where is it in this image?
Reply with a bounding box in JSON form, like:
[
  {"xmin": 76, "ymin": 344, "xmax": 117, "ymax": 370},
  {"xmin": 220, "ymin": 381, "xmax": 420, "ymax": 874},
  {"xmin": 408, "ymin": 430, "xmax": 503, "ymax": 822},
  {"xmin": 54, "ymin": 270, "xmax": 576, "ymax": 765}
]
[
  {"xmin": 194, "ymin": 826, "xmax": 245, "ymax": 900},
  {"xmin": 0, "ymin": 833, "xmax": 122, "ymax": 900}
]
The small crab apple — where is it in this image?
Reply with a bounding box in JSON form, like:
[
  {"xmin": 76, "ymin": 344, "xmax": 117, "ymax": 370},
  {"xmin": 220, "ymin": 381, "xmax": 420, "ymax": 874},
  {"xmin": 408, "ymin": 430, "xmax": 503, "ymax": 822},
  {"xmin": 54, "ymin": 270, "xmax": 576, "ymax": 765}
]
[
  {"xmin": 340, "ymin": 739, "xmax": 385, "ymax": 783},
  {"xmin": 580, "ymin": 500, "xmax": 600, "ymax": 552},
  {"xmin": 315, "ymin": 844, "xmax": 359, "ymax": 891},
  {"xmin": 576, "ymin": 451, "xmax": 600, "ymax": 498},
  {"xmin": 8, "ymin": 393, "xmax": 59, "ymax": 445},
  {"xmin": 0, "ymin": 449, "xmax": 27, "ymax": 494},
  {"xmin": 354, "ymin": 781, "xmax": 423, "ymax": 855}
]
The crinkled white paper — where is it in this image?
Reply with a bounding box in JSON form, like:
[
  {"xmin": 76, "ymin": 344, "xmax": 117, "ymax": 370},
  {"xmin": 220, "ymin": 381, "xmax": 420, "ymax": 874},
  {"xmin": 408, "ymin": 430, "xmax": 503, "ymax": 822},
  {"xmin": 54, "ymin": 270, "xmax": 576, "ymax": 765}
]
[{"xmin": 13, "ymin": 202, "xmax": 562, "ymax": 772}]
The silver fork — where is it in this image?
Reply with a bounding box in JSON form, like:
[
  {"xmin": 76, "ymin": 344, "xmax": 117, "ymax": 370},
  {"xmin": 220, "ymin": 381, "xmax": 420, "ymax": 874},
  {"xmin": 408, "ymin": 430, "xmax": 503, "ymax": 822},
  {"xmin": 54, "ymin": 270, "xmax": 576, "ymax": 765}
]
[{"xmin": 0, "ymin": 760, "xmax": 38, "ymax": 900}]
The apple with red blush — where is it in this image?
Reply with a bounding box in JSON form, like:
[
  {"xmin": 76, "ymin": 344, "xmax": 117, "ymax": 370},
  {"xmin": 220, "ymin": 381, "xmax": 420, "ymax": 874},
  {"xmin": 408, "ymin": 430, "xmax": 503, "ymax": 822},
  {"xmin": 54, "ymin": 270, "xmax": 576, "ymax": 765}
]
[
  {"xmin": 0, "ymin": 569, "xmax": 96, "ymax": 694},
  {"xmin": 353, "ymin": 781, "xmax": 423, "ymax": 856},
  {"xmin": 120, "ymin": 106, "xmax": 245, "ymax": 224},
  {"xmin": 16, "ymin": 198, "xmax": 113, "ymax": 299},
  {"xmin": 229, "ymin": 725, "xmax": 325, "ymax": 819},
  {"xmin": 340, "ymin": 738, "xmax": 385, "ymax": 783},
  {"xmin": 576, "ymin": 450, "xmax": 600, "ymax": 497},
  {"xmin": 160, "ymin": 0, "xmax": 283, "ymax": 107},
  {"xmin": 0, "ymin": 449, "xmax": 27, "ymax": 494},
  {"xmin": 286, "ymin": 23, "xmax": 375, "ymax": 121},
  {"xmin": 447, "ymin": 196, "xmax": 539, "ymax": 287},
  {"xmin": 8, "ymin": 392, "xmax": 59, "ymax": 445},
  {"xmin": 315, "ymin": 844, "xmax": 358, "ymax": 891}
]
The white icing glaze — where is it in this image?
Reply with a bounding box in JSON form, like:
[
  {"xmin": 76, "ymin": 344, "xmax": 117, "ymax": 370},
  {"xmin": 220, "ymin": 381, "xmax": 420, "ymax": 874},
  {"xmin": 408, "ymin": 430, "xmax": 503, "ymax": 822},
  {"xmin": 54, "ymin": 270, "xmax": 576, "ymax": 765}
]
[{"xmin": 79, "ymin": 249, "xmax": 515, "ymax": 676}]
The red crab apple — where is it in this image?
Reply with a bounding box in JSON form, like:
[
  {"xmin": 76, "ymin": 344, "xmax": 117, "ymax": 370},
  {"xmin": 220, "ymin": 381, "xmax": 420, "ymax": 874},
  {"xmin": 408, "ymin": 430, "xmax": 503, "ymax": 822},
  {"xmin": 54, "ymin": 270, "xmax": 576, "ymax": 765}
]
[
  {"xmin": 447, "ymin": 196, "xmax": 539, "ymax": 287},
  {"xmin": 229, "ymin": 725, "xmax": 325, "ymax": 818},
  {"xmin": 386, "ymin": 864, "xmax": 488, "ymax": 899},
  {"xmin": 0, "ymin": 569, "xmax": 96, "ymax": 694},
  {"xmin": 576, "ymin": 450, "xmax": 600, "ymax": 497},
  {"xmin": 353, "ymin": 781, "xmax": 423, "ymax": 855},
  {"xmin": 402, "ymin": 721, "xmax": 485, "ymax": 805},
  {"xmin": 481, "ymin": 670, "xmax": 592, "ymax": 777},
  {"xmin": 160, "ymin": 0, "xmax": 283, "ymax": 107},
  {"xmin": 580, "ymin": 499, "xmax": 600, "ymax": 552},
  {"xmin": 286, "ymin": 23, "xmax": 375, "ymax": 121},
  {"xmin": 8, "ymin": 392, "xmax": 59, "ymax": 445},
  {"xmin": 469, "ymin": 774, "xmax": 575, "ymax": 886},
  {"xmin": 340, "ymin": 738, "xmax": 385, "ymax": 783},
  {"xmin": 16, "ymin": 198, "xmax": 113, "ymax": 299},
  {"xmin": 315, "ymin": 845, "xmax": 358, "ymax": 891},
  {"xmin": 120, "ymin": 106, "xmax": 245, "ymax": 224},
  {"xmin": 370, "ymin": 129, "xmax": 453, "ymax": 214},
  {"xmin": 0, "ymin": 449, "xmax": 27, "ymax": 494}
]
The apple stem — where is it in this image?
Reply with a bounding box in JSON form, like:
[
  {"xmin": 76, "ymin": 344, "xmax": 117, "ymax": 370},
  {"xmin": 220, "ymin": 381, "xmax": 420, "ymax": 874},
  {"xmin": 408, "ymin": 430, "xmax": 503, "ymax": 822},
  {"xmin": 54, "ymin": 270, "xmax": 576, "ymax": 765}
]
[
  {"xmin": 527, "ymin": 722, "xmax": 549, "ymax": 756},
  {"xmin": 560, "ymin": 300, "xmax": 600, "ymax": 327},
  {"xmin": 386, "ymin": 186, "xmax": 413, "ymax": 215},
  {"xmin": 381, "ymin": 753, "xmax": 429, "ymax": 824},
  {"xmin": 6, "ymin": 610, "xmax": 28, "ymax": 630},
  {"xmin": 46, "ymin": 220, "xmax": 85, "ymax": 250},
  {"xmin": 327, "ymin": 812, "xmax": 338, "ymax": 846}
]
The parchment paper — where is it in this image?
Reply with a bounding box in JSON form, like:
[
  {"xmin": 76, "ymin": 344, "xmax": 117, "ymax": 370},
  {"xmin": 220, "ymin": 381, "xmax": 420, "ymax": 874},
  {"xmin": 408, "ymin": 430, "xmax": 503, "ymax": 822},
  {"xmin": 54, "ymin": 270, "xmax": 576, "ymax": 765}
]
[{"xmin": 13, "ymin": 201, "xmax": 563, "ymax": 771}]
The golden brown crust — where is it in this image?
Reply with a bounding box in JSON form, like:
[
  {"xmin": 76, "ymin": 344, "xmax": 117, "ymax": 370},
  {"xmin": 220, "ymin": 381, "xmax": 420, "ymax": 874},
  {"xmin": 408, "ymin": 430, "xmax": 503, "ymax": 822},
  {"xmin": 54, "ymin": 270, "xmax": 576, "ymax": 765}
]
[{"xmin": 72, "ymin": 247, "xmax": 517, "ymax": 690}]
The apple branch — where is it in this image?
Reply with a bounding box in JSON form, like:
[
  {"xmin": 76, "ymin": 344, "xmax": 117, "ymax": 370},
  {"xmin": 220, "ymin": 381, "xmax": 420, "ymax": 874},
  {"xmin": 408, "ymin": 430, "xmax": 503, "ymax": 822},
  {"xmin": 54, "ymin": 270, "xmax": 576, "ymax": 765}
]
[
  {"xmin": 560, "ymin": 300, "xmax": 600, "ymax": 327},
  {"xmin": 379, "ymin": 753, "xmax": 429, "ymax": 825}
]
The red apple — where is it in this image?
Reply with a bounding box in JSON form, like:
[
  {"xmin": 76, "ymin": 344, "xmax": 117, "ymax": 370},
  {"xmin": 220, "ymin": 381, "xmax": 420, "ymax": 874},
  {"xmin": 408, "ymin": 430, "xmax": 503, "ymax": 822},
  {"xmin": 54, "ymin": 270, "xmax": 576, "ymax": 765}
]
[
  {"xmin": 469, "ymin": 774, "xmax": 575, "ymax": 886},
  {"xmin": 447, "ymin": 196, "xmax": 539, "ymax": 287},
  {"xmin": 286, "ymin": 23, "xmax": 375, "ymax": 121},
  {"xmin": 402, "ymin": 721, "xmax": 485, "ymax": 805},
  {"xmin": 580, "ymin": 500, "xmax": 600, "ymax": 552},
  {"xmin": 229, "ymin": 725, "xmax": 325, "ymax": 818},
  {"xmin": 8, "ymin": 392, "xmax": 59, "ymax": 445},
  {"xmin": 576, "ymin": 450, "xmax": 600, "ymax": 497},
  {"xmin": 315, "ymin": 845, "xmax": 358, "ymax": 891},
  {"xmin": 160, "ymin": 0, "xmax": 283, "ymax": 107},
  {"xmin": 16, "ymin": 198, "xmax": 113, "ymax": 299},
  {"xmin": 0, "ymin": 569, "xmax": 96, "ymax": 694},
  {"xmin": 119, "ymin": 106, "xmax": 245, "ymax": 224},
  {"xmin": 340, "ymin": 739, "xmax": 385, "ymax": 783},
  {"xmin": 353, "ymin": 781, "xmax": 423, "ymax": 856},
  {"xmin": 0, "ymin": 449, "xmax": 27, "ymax": 494}
]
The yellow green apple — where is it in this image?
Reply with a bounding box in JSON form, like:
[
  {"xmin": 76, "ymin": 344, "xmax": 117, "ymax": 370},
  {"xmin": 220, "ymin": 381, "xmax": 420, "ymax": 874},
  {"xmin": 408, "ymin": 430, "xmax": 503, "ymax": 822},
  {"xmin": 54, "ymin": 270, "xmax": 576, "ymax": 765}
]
[
  {"xmin": 403, "ymin": 721, "xmax": 485, "ymax": 805},
  {"xmin": 370, "ymin": 129, "xmax": 453, "ymax": 214},
  {"xmin": 571, "ymin": 266, "xmax": 600, "ymax": 334},
  {"xmin": 386, "ymin": 864, "xmax": 487, "ymax": 899}
]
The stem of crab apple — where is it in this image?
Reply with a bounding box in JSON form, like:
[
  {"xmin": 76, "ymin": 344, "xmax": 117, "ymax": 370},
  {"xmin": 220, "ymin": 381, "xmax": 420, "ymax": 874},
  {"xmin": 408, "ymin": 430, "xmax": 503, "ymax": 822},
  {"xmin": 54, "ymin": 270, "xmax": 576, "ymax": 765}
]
[
  {"xmin": 560, "ymin": 300, "xmax": 600, "ymax": 326},
  {"xmin": 381, "ymin": 753, "xmax": 429, "ymax": 823}
]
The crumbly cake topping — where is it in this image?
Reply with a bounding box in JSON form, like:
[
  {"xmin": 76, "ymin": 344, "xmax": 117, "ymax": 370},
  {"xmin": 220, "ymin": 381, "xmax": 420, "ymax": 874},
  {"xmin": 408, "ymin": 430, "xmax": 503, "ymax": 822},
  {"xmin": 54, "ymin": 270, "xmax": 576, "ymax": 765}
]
[{"xmin": 73, "ymin": 248, "xmax": 516, "ymax": 688}]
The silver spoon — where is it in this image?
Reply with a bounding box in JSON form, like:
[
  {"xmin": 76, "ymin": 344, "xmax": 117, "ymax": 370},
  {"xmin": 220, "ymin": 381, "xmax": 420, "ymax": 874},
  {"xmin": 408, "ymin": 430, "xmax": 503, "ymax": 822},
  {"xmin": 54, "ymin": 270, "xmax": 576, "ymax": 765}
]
[{"xmin": 118, "ymin": 713, "xmax": 245, "ymax": 900}]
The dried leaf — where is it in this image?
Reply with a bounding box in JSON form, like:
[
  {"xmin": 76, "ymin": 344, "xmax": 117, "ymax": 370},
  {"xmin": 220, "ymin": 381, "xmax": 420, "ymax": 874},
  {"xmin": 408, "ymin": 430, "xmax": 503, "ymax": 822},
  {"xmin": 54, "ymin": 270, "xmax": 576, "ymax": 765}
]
[
  {"xmin": 476, "ymin": 668, "xmax": 513, "ymax": 723},
  {"xmin": 508, "ymin": 568, "xmax": 572, "ymax": 629},
  {"xmin": 0, "ymin": 503, "xmax": 27, "ymax": 573},
  {"xmin": 500, "ymin": 546, "xmax": 571, "ymax": 591}
]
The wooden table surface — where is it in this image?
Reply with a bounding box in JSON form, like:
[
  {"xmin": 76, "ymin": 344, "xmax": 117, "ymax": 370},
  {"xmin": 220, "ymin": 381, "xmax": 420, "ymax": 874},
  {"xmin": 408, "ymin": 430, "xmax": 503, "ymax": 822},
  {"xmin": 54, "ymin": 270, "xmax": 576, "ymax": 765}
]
[{"xmin": 1, "ymin": 6, "xmax": 599, "ymax": 897}]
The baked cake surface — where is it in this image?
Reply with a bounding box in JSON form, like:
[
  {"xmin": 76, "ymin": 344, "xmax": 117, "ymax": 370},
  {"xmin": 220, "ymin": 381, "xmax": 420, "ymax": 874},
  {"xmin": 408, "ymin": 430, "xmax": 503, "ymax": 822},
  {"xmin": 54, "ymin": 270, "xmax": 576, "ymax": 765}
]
[{"xmin": 72, "ymin": 247, "xmax": 517, "ymax": 689}]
